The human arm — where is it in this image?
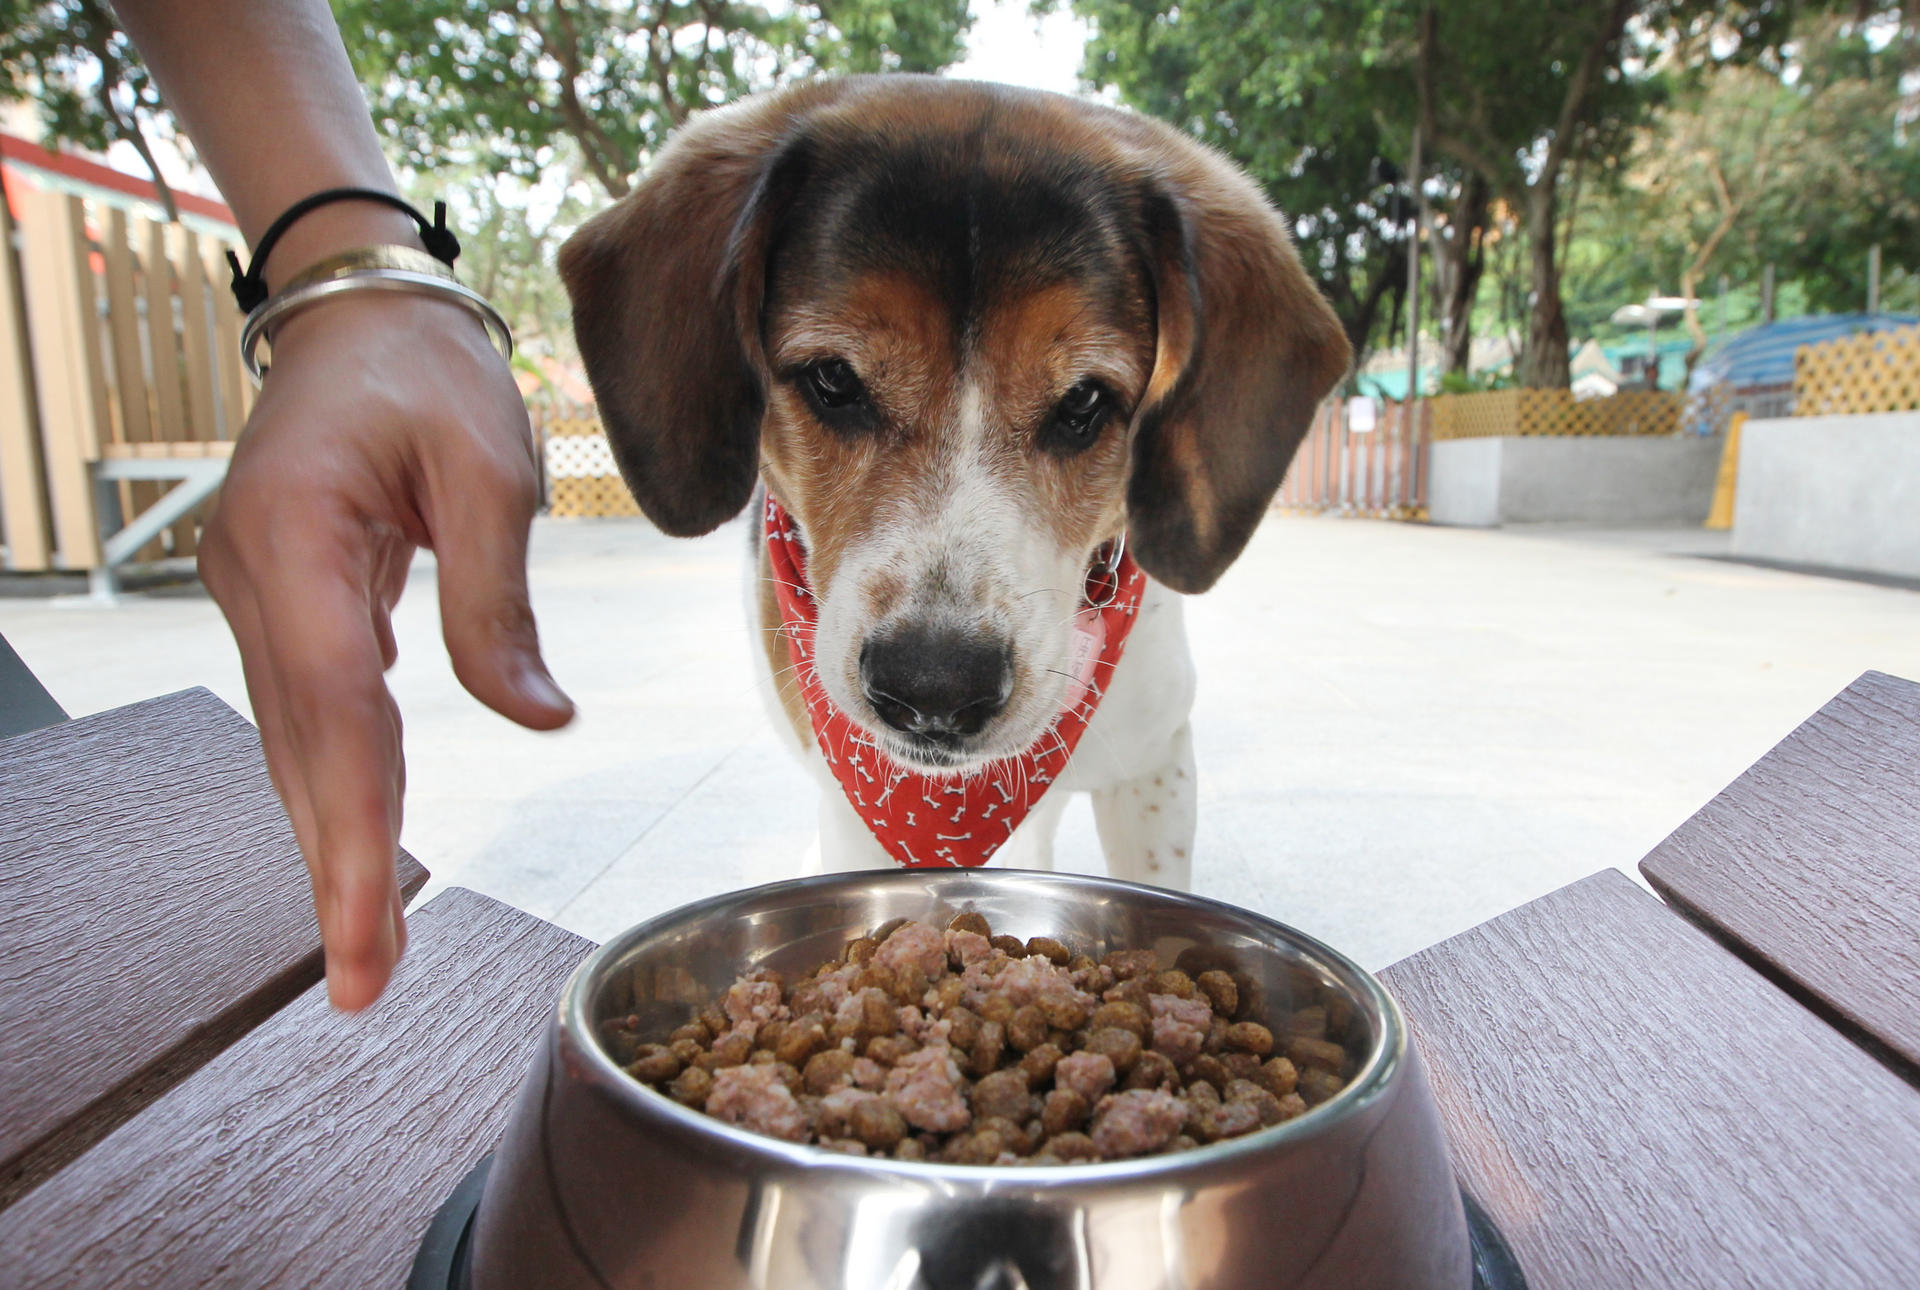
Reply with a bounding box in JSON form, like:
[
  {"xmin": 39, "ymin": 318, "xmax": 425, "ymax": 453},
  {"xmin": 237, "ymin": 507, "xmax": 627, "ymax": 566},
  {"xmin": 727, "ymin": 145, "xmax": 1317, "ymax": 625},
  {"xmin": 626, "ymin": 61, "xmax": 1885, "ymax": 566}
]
[{"xmin": 113, "ymin": 0, "xmax": 575, "ymax": 1009}]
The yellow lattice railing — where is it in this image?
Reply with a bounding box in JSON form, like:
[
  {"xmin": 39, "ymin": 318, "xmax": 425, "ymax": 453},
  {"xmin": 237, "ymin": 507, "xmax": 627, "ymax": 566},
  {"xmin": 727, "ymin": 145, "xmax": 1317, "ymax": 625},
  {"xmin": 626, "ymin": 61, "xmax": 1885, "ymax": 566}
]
[
  {"xmin": 539, "ymin": 415, "xmax": 643, "ymax": 518},
  {"xmin": 1794, "ymin": 323, "xmax": 1920, "ymax": 417},
  {"xmin": 1430, "ymin": 388, "xmax": 1682, "ymax": 440}
]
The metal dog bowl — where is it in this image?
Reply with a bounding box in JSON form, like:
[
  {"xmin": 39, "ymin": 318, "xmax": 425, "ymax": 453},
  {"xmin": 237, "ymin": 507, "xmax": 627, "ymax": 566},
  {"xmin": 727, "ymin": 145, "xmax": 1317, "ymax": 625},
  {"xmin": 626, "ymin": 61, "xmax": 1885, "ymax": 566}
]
[{"xmin": 416, "ymin": 870, "xmax": 1521, "ymax": 1290}]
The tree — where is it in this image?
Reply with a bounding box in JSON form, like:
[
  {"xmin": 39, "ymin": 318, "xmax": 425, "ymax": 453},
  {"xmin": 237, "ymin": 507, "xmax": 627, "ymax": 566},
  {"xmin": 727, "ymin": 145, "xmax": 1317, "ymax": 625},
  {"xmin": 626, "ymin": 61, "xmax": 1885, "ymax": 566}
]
[
  {"xmin": 332, "ymin": 0, "xmax": 973, "ymax": 200},
  {"xmin": 0, "ymin": 0, "xmax": 180, "ymax": 219},
  {"xmin": 1074, "ymin": 0, "xmax": 1442, "ymax": 375}
]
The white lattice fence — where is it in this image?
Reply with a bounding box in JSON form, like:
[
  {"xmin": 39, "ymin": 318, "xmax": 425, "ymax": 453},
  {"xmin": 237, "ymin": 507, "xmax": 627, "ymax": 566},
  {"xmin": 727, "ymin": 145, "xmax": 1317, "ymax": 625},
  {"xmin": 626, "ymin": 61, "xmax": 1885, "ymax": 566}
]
[{"xmin": 539, "ymin": 416, "xmax": 642, "ymax": 518}]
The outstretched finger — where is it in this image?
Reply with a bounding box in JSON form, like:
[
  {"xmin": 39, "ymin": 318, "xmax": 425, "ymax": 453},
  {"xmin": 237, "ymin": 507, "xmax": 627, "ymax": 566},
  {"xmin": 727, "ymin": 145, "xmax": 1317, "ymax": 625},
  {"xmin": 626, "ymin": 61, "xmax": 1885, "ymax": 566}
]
[
  {"xmin": 428, "ymin": 443, "xmax": 574, "ymax": 732},
  {"xmin": 251, "ymin": 533, "xmax": 407, "ymax": 1012}
]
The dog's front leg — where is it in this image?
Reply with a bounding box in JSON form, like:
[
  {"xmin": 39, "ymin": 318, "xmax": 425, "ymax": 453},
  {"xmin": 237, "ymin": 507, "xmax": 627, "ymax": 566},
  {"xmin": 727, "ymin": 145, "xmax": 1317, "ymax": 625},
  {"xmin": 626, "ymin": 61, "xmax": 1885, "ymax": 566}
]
[
  {"xmin": 806, "ymin": 782, "xmax": 899, "ymax": 874},
  {"xmin": 1090, "ymin": 721, "xmax": 1196, "ymax": 889}
]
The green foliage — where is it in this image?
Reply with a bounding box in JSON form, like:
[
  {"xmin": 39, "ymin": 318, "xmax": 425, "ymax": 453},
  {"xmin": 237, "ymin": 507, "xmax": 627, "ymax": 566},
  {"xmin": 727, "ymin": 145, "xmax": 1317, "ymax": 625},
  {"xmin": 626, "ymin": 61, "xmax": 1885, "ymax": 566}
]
[
  {"xmin": 1072, "ymin": 0, "xmax": 1425, "ymax": 369},
  {"xmin": 1437, "ymin": 367, "xmax": 1512, "ymax": 394},
  {"xmin": 0, "ymin": 0, "xmax": 179, "ymax": 214},
  {"xmin": 331, "ymin": 0, "xmax": 972, "ymax": 198}
]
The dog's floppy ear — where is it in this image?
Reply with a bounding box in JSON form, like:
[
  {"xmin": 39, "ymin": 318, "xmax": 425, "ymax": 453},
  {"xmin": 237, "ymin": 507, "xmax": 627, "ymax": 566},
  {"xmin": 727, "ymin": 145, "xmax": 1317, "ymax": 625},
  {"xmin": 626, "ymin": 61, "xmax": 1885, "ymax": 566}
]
[
  {"xmin": 1125, "ymin": 144, "xmax": 1352, "ymax": 593},
  {"xmin": 558, "ymin": 83, "xmax": 846, "ymax": 535}
]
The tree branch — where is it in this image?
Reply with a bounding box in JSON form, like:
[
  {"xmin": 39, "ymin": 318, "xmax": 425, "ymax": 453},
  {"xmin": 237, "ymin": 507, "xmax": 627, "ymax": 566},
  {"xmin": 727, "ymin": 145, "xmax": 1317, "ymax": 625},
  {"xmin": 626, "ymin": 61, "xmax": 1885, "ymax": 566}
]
[
  {"xmin": 76, "ymin": 0, "xmax": 178, "ymax": 222},
  {"xmin": 541, "ymin": 0, "xmax": 632, "ymax": 197},
  {"xmin": 1538, "ymin": 0, "xmax": 1634, "ymax": 188}
]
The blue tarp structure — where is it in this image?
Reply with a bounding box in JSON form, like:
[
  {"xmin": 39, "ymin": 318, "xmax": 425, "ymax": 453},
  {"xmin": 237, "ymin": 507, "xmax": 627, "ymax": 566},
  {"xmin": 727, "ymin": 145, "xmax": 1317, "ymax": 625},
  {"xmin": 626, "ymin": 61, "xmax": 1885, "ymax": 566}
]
[{"xmin": 1688, "ymin": 313, "xmax": 1919, "ymax": 393}]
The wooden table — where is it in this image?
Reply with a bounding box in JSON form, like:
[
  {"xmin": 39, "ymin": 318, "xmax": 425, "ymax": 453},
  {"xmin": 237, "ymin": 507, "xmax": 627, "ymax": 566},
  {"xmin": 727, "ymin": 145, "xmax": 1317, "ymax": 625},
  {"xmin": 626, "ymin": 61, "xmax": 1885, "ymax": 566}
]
[{"xmin": 2, "ymin": 674, "xmax": 1917, "ymax": 1287}]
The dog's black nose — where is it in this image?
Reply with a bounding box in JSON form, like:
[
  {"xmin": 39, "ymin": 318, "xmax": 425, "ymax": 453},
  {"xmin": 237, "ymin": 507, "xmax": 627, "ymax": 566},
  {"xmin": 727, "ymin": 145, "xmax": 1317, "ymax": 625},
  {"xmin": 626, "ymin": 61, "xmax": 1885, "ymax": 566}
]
[{"xmin": 860, "ymin": 628, "xmax": 1011, "ymax": 741}]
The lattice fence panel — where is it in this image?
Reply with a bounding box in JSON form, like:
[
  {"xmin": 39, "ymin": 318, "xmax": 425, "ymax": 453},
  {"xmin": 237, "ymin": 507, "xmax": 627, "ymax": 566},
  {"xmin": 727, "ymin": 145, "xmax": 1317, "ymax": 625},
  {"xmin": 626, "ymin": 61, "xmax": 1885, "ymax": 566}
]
[
  {"xmin": 540, "ymin": 416, "xmax": 642, "ymax": 518},
  {"xmin": 1431, "ymin": 388, "xmax": 1681, "ymax": 440},
  {"xmin": 1794, "ymin": 324, "xmax": 1920, "ymax": 417}
]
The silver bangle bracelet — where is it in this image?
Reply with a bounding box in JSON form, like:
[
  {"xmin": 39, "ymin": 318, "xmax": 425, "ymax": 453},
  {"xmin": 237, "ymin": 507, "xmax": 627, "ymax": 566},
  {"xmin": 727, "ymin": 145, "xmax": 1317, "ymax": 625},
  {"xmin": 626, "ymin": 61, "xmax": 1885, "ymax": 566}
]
[{"xmin": 240, "ymin": 268, "xmax": 515, "ymax": 384}]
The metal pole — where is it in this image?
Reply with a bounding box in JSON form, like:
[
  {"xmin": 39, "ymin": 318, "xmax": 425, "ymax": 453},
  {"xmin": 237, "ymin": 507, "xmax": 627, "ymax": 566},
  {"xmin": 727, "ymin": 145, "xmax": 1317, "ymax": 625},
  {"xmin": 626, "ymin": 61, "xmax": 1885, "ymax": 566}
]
[
  {"xmin": 1868, "ymin": 244, "xmax": 1882, "ymax": 314},
  {"xmin": 1400, "ymin": 123, "xmax": 1422, "ymax": 517}
]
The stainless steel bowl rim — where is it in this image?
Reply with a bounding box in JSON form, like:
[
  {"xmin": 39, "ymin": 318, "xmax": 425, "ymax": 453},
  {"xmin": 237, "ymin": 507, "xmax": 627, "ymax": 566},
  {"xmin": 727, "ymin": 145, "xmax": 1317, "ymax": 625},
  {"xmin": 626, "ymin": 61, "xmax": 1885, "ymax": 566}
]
[{"xmin": 559, "ymin": 868, "xmax": 1407, "ymax": 1184}]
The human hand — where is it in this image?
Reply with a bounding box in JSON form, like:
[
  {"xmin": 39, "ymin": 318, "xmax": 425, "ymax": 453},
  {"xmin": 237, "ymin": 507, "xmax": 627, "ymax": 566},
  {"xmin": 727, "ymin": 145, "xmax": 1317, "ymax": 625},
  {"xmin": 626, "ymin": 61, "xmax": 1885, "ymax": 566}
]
[{"xmin": 199, "ymin": 292, "xmax": 574, "ymax": 1010}]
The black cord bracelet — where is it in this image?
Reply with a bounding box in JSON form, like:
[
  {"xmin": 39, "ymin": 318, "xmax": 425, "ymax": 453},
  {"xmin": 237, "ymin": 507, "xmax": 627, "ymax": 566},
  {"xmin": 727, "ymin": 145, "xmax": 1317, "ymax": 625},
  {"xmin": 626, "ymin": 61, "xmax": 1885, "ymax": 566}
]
[{"xmin": 224, "ymin": 188, "xmax": 461, "ymax": 313}]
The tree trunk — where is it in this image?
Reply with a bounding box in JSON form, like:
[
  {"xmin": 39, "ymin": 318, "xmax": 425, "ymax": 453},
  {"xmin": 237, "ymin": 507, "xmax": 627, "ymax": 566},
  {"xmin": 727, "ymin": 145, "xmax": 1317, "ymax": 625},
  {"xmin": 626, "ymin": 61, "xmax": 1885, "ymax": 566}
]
[
  {"xmin": 1518, "ymin": 180, "xmax": 1571, "ymax": 389},
  {"xmin": 1432, "ymin": 174, "xmax": 1489, "ymax": 376}
]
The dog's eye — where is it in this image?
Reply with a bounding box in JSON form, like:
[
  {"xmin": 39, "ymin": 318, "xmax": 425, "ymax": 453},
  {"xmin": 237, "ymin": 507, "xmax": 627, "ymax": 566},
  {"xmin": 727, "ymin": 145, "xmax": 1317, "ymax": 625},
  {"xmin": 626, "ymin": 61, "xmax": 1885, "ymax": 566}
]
[
  {"xmin": 803, "ymin": 358, "xmax": 867, "ymax": 410},
  {"xmin": 1042, "ymin": 379, "xmax": 1112, "ymax": 455}
]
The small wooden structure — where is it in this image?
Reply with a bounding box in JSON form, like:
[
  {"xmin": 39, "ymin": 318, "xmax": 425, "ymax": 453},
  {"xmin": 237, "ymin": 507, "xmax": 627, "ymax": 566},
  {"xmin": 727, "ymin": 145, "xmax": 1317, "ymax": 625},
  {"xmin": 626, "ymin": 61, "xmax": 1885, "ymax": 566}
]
[
  {"xmin": 0, "ymin": 135, "xmax": 249, "ymax": 594},
  {"xmin": 1429, "ymin": 387, "xmax": 1681, "ymax": 441}
]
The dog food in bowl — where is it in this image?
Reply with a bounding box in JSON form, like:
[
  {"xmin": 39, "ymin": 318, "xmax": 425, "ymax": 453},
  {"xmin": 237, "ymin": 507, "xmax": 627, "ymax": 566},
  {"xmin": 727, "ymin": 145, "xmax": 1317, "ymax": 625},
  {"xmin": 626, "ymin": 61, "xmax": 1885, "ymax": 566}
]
[{"xmin": 599, "ymin": 911, "xmax": 1354, "ymax": 1164}]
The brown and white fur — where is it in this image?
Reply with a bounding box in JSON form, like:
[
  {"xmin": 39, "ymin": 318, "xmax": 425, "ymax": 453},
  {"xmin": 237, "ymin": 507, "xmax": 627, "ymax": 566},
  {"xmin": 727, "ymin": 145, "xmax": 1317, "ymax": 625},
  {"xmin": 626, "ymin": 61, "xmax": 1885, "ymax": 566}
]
[{"xmin": 560, "ymin": 77, "xmax": 1349, "ymax": 890}]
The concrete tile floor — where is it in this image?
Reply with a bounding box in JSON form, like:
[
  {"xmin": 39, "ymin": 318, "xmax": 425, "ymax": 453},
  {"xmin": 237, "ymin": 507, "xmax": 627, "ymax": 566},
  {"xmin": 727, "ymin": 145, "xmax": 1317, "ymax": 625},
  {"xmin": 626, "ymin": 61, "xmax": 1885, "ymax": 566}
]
[{"xmin": 5, "ymin": 515, "xmax": 1917, "ymax": 971}]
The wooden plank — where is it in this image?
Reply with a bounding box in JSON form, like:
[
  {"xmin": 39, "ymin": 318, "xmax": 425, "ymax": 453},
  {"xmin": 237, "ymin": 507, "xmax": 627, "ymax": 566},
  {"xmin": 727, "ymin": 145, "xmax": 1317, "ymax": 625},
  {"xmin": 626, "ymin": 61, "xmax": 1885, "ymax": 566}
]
[
  {"xmin": 1640, "ymin": 670, "xmax": 1920, "ymax": 1081},
  {"xmin": 170, "ymin": 229, "xmax": 217, "ymax": 557},
  {"xmin": 140, "ymin": 217, "xmax": 188, "ymax": 453},
  {"xmin": 0, "ymin": 183, "xmax": 51, "ymax": 570},
  {"xmin": 101, "ymin": 208, "xmax": 164, "ymax": 562},
  {"xmin": 64, "ymin": 196, "xmax": 112, "ymax": 463},
  {"xmin": 0, "ymin": 688, "xmax": 428, "ymax": 1210},
  {"xmin": 1380, "ymin": 870, "xmax": 1920, "ymax": 1290},
  {"xmin": 15, "ymin": 187, "xmax": 100, "ymax": 569},
  {"xmin": 0, "ymin": 888, "xmax": 593, "ymax": 1289},
  {"xmin": 205, "ymin": 242, "xmax": 247, "ymax": 440}
]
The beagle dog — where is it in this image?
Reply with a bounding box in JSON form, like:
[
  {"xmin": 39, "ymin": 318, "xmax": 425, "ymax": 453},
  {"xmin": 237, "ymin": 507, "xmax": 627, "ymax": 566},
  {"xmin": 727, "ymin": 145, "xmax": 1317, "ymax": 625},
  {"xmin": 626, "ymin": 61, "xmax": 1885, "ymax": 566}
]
[{"xmin": 560, "ymin": 76, "xmax": 1349, "ymax": 890}]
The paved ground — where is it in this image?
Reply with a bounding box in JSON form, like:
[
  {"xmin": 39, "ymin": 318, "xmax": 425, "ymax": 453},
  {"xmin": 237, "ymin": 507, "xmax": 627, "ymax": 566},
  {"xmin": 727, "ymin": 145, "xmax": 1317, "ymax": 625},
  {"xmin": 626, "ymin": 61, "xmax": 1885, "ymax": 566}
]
[{"xmin": 6, "ymin": 515, "xmax": 1917, "ymax": 971}]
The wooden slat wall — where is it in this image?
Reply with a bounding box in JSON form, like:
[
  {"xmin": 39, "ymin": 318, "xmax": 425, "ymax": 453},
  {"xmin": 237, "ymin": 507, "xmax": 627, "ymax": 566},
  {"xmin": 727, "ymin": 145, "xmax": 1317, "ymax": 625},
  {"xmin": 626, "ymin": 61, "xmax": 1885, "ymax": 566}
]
[
  {"xmin": 16, "ymin": 188, "xmax": 104, "ymax": 569},
  {"xmin": 0, "ymin": 177, "xmax": 248, "ymax": 571},
  {"xmin": 1274, "ymin": 399, "xmax": 1431, "ymax": 519},
  {"xmin": 0, "ymin": 190, "xmax": 50, "ymax": 570}
]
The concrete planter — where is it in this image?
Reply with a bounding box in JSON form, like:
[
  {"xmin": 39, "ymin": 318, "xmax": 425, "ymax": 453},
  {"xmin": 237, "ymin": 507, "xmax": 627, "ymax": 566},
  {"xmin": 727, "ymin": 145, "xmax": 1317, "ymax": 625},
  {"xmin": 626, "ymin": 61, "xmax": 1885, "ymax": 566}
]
[
  {"xmin": 1732, "ymin": 413, "xmax": 1920, "ymax": 581},
  {"xmin": 1428, "ymin": 434, "xmax": 1723, "ymax": 527}
]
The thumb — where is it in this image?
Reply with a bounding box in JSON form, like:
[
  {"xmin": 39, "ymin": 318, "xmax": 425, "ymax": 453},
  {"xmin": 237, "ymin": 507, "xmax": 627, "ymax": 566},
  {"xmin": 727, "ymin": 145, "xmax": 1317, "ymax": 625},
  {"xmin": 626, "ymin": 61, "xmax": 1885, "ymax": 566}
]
[{"xmin": 431, "ymin": 451, "xmax": 575, "ymax": 731}]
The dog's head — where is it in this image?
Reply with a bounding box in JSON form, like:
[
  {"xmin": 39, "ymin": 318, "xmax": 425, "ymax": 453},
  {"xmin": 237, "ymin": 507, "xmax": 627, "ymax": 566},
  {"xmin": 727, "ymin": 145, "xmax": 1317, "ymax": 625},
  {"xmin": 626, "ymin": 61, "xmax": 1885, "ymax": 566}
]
[{"xmin": 561, "ymin": 77, "xmax": 1349, "ymax": 772}]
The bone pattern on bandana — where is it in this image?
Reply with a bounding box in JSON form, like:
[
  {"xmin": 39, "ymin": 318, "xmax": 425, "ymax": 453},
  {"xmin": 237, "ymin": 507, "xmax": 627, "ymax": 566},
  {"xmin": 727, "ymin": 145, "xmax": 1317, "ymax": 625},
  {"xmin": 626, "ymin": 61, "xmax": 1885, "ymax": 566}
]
[{"xmin": 764, "ymin": 494, "xmax": 1147, "ymax": 869}]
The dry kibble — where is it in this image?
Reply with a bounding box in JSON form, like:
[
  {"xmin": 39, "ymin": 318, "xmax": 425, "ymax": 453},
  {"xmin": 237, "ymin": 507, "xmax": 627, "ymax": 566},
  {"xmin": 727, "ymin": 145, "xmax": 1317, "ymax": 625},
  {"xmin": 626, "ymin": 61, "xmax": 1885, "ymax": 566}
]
[
  {"xmin": 1036, "ymin": 992, "xmax": 1091, "ymax": 1031},
  {"xmin": 850, "ymin": 1099, "xmax": 908, "ymax": 1150},
  {"xmin": 1225, "ymin": 1022, "xmax": 1275, "ymax": 1056},
  {"xmin": 1089, "ymin": 1001, "xmax": 1150, "ymax": 1040},
  {"xmin": 1027, "ymin": 936, "xmax": 1071, "ymax": 965},
  {"xmin": 668, "ymin": 1065, "xmax": 713, "ymax": 1109},
  {"xmin": 1019, "ymin": 1042, "xmax": 1064, "ymax": 1087},
  {"xmin": 1221, "ymin": 1053, "xmax": 1263, "ymax": 1082},
  {"xmin": 1257, "ymin": 1056, "xmax": 1299, "ymax": 1099},
  {"xmin": 1154, "ymin": 969, "xmax": 1196, "ymax": 1000},
  {"xmin": 977, "ymin": 993, "xmax": 1017, "ymax": 1025},
  {"xmin": 627, "ymin": 1044, "xmax": 681, "ymax": 1083},
  {"xmin": 948, "ymin": 911, "xmax": 992, "ymax": 938},
  {"xmin": 1288, "ymin": 1006, "xmax": 1328, "ymax": 1039},
  {"xmin": 1123, "ymin": 1051, "xmax": 1180, "ymax": 1092},
  {"xmin": 1195, "ymin": 971, "xmax": 1238, "ymax": 1017},
  {"xmin": 1287, "ymin": 1036, "xmax": 1349, "ymax": 1074},
  {"xmin": 776, "ymin": 1020, "xmax": 827, "ymax": 1067},
  {"xmin": 1325, "ymin": 994, "xmax": 1355, "ymax": 1039},
  {"xmin": 1298, "ymin": 1068, "xmax": 1346, "ymax": 1106},
  {"xmin": 1007, "ymin": 1005, "xmax": 1050, "ymax": 1053},
  {"xmin": 1041, "ymin": 1087, "xmax": 1090, "ymax": 1135},
  {"xmin": 1084, "ymin": 1026, "xmax": 1142, "ymax": 1074},
  {"xmin": 712, "ymin": 1031, "xmax": 754, "ymax": 1067},
  {"xmin": 1103, "ymin": 949, "xmax": 1159, "ymax": 980},
  {"xmin": 803, "ymin": 1049, "xmax": 856, "ymax": 1095},
  {"xmin": 1043, "ymin": 1131, "xmax": 1100, "ymax": 1161},
  {"xmin": 1185, "ymin": 1054, "xmax": 1229, "ymax": 1091},
  {"xmin": 974, "ymin": 1069, "xmax": 1037, "ymax": 1122},
  {"xmin": 622, "ymin": 916, "xmax": 1344, "ymax": 1164}
]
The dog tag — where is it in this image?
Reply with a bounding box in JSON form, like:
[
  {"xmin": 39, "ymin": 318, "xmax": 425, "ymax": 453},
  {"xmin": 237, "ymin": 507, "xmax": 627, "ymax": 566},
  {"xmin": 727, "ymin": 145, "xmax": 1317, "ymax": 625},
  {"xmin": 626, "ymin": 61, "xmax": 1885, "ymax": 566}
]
[{"xmin": 1056, "ymin": 609, "xmax": 1106, "ymax": 716}]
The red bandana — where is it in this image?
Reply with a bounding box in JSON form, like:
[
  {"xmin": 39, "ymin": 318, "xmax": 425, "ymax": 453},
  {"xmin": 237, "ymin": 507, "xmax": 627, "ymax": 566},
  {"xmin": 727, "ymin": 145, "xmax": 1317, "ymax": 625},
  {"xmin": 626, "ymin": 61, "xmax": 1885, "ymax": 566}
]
[{"xmin": 764, "ymin": 493, "xmax": 1147, "ymax": 868}]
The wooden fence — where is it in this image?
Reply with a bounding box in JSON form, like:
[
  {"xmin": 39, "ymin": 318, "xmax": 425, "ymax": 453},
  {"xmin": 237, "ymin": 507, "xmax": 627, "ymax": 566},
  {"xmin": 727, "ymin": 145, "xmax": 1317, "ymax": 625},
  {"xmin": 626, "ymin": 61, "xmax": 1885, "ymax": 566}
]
[
  {"xmin": 0, "ymin": 175, "xmax": 249, "ymax": 573},
  {"xmin": 1274, "ymin": 399, "xmax": 1431, "ymax": 518},
  {"xmin": 538, "ymin": 413, "xmax": 642, "ymax": 518},
  {"xmin": 1794, "ymin": 323, "xmax": 1920, "ymax": 417},
  {"xmin": 1429, "ymin": 387, "xmax": 1681, "ymax": 441}
]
